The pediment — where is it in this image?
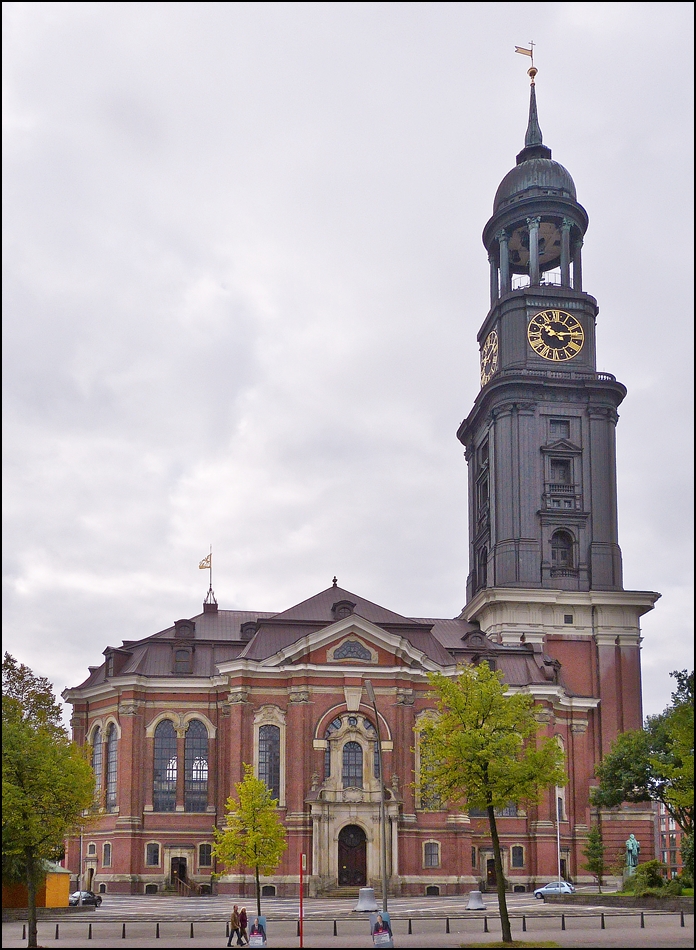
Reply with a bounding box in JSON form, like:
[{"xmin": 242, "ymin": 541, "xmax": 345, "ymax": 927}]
[
  {"xmin": 257, "ymin": 614, "xmax": 440, "ymax": 672},
  {"xmin": 541, "ymin": 438, "xmax": 582, "ymax": 453}
]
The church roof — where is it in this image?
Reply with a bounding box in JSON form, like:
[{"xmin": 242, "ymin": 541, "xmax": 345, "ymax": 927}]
[{"xmin": 65, "ymin": 586, "xmax": 573, "ymax": 694}]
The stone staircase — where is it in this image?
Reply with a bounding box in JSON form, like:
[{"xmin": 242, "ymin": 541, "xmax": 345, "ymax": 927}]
[{"xmin": 319, "ymin": 885, "xmax": 384, "ymax": 899}]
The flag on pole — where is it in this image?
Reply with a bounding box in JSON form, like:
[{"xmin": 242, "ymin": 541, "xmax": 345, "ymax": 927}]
[
  {"xmin": 515, "ymin": 46, "xmax": 533, "ymax": 57},
  {"xmin": 199, "ymin": 554, "xmax": 211, "ymax": 570}
]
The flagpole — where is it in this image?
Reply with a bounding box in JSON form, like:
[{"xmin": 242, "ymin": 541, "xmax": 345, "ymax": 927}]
[{"xmin": 209, "ymin": 544, "xmax": 212, "ymax": 595}]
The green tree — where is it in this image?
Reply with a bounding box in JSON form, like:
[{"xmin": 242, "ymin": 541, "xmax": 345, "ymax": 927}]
[
  {"xmin": 581, "ymin": 823, "xmax": 606, "ymax": 892},
  {"xmin": 419, "ymin": 663, "xmax": 566, "ymax": 944},
  {"xmin": 2, "ymin": 655, "xmax": 95, "ymax": 949},
  {"xmin": 591, "ymin": 671, "xmax": 694, "ymax": 846},
  {"xmin": 213, "ymin": 763, "xmax": 287, "ymax": 916}
]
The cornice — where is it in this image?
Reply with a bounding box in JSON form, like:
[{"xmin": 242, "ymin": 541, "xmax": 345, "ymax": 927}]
[{"xmin": 462, "ymin": 587, "xmax": 661, "ymax": 620}]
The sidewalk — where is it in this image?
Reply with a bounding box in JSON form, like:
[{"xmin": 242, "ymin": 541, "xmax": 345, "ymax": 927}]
[{"xmin": 2, "ymin": 911, "xmax": 693, "ymax": 948}]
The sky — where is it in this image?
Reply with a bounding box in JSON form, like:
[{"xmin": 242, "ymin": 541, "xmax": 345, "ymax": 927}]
[{"xmin": 3, "ymin": 2, "xmax": 693, "ymax": 723}]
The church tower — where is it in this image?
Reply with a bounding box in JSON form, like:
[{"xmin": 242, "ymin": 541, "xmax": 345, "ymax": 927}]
[{"xmin": 457, "ymin": 67, "xmax": 660, "ymax": 751}]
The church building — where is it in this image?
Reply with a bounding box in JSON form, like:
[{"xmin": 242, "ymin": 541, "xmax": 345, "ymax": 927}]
[{"xmin": 63, "ymin": 70, "xmax": 659, "ymax": 898}]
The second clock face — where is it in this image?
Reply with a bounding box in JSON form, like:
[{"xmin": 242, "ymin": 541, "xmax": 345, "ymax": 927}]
[
  {"xmin": 480, "ymin": 329, "xmax": 499, "ymax": 386},
  {"xmin": 527, "ymin": 309, "xmax": 584, "ymax": 362}
]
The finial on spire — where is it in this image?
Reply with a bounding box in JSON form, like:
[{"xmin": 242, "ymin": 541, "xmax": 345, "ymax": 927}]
[{"xmin": 332, "ymin": 576, "xmax": 338, "ymax": 587}]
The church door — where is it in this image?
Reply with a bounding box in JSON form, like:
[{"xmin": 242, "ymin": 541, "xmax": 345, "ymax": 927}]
[
  {"xmin": 338, "ymin": 825, "xmax": 367, "ymax": 886},
  {"xmin": 486, "ymin": 858, "xmax": 497, "ymax": 886},
  {"xmin": 171, "ymin": 857, "xmax": 187, "ymax": 885}
]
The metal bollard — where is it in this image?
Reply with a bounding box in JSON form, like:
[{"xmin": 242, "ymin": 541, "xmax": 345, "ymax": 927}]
[
  {"xmin": 297, "ymin": 920, "xmax": 300, "ymax": 936},
  {"xmin": 56, "ymin": 924, "xmax": 60, "ymax": 939},
  {"xmin": 226, "ymin": 922, "xmax": 230, "ymax": 937},
  {"xmin": 333, "ymin": 920, "xmax": 338, "ymax": 936},
  {"xmin": 446, "ymin": 917, "xmax": 450, "ymax": 933},
  {"xmin": 408, "ymin": 918, "xmax": 412, "ymax": 934},
  {"xmin": 681, "ymin": 911, "xmax": 685, "ymax": 927},
  {"xmin": 122, "ymin": 922, "xmax": 127, "ymax": 938},
  {"xmin": 522, "ymin": 915, "xmax": 526, "ymax": 932},
  {"xmin": 88, "ymin": 923, "xmax": 92, "ymax": 939},
  {"xmin": 601, "ymin": 912, "xmax": 605, "ymax": 930},
  {"xmin": 640, "ymin": 912, "xmax": 645, "ymax": 929},
  {"xmin": 190, "ymin": 921, "xmax": 194, "ymax": 938},
  {"xmin": 156, "ymin": 922, "xmax": 160, "ymax": 938},
  {"xmin": 562, "ymin": 913, "xmax": 565, "ymax": 931},
  {"xmin": 22, "ymin": 925, "xmax": 26, "ymax": 940},
  {"xmin": 484, "ymin": 916, "xmax": 489, "ymax": 933}
]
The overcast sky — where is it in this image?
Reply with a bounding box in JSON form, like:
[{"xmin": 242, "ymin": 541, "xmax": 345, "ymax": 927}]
[{"xmin": 3, "ymin": 2, "xmax": 693, "ymax": 723}]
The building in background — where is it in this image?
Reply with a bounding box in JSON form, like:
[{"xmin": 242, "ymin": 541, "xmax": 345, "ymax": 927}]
[
  {"xmin": 655, "ymin": 802, "xmax": 685, "ymax": 879},
  {"xmin": 63, "ymin": 72, "xmax": 658, "ymax": 897}
]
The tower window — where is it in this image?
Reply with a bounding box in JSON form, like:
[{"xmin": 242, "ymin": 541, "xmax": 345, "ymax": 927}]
[
  {"xmin": 551, "ymin": 531, "xmax": 574, "ymax": 570},
  {"xmin": 564, "ymin": 614, "xmax": 574, "ymax": 624},
  {"xmin": 479, "ymin": 439, "xmax": 489, "ymax": 469},
  {"xmin": 550, "ymin": 459, "xmax": 571, "ymax": 484},
  {"xmin": 550, "ymin": 419, "xmax": 570, "ymax": 440},
  {"xmin": 477, "ymin": 476, "xmax": 489, "ymax": 514},
  {"xmin": 476, "ymin": 547, "xmax": 488, "ymax": 590}
]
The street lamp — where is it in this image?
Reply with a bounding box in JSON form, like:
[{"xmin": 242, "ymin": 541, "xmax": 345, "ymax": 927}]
[{"xmin": 363, "ymin": 680, "xmax": 388, "ymax": 915}]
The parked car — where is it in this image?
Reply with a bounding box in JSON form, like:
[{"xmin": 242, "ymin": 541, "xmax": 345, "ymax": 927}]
[
  {"xmin": 69, "ymin": 891, "xmax": 102, "ymax": 907},
  {"xmin": 534, "ymin": 881, "xmax": 575, "ymax": 899}
]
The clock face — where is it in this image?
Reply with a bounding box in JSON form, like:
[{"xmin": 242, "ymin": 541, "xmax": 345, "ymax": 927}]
[
  {"xmin": 527, "ymin": 309, "xmax": 584, "ymax": 362},
  {"xmin": 480, "ymin": 329, "xmax": 499, "ymax": 386}
]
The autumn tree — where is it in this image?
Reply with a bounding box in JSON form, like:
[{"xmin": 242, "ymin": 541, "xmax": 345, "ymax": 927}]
[
  {"xmin": 581, "ymin": 823, "xmax": 606, "ymax": 892},
  {"xmin": 419, "ymin": 663, "xmax": 566, "ymax": 945},
  {"xmin": 2, "ymin": 654, "xmax": 95, "ymax": 949},
  {"xmin": 213, "ymin": 763, "xmax": 287, "ymax": 916},
  {"xmin": 591, "ymin": 670, "xmax": 694, "ymax": 875}
]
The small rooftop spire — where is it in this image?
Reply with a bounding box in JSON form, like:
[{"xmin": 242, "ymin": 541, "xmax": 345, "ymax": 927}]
[{"xmin": 332, "ymin": 576, "xmax": 338, "ymax": 587}]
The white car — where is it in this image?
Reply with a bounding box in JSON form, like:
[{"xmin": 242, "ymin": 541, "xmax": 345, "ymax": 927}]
[{"xmin": 534, "ymin": 881, "xmax": 576, "ymax": 899}]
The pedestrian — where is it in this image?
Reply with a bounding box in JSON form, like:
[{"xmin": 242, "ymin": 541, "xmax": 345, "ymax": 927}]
[
  {"xmin": 227, "ymin": 904, "xmax": 241, "ymax": 948},
  {"xmin": 239, "ymin": 906, "xmax": 248, "ymax": 946}
]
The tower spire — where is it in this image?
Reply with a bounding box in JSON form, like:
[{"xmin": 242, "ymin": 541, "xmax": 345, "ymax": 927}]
[{"xmin": 524, "ymin": 67, "xmax": 543, "ymax": 147}]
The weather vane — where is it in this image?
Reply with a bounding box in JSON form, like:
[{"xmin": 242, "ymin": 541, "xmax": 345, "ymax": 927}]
[{"xmin": 515, "ymin": 41, "xmax": 537, "ymax": 82}]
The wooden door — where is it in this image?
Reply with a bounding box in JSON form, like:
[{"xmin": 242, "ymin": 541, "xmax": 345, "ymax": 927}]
[
  {"xmin": 171, "ymin": 857, "xmax": 187, "ymax": 884},
  {"xmin": 338, "ymin": 824, "xmax": 367, "ymax": 886}
]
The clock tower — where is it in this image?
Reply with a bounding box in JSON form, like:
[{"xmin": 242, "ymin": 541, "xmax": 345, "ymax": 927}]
[{"xmin": 457, "ymin": 68, "xmax": 659, "ymax": 751}]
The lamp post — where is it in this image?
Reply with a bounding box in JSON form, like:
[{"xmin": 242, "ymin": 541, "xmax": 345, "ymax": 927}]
[
  {"xmin": 555, "ymin": 788, "xmax": 562, "ymax": 886},
  {"xmin": 363, "ymin": 680, "xmax": 388, "ymax": 914}
]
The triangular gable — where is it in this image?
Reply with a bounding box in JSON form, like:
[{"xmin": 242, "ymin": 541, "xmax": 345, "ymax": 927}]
[
  {"xmin": 266, "ymin": 585, "xmax": 423, "ymax": 627},
  {"xmin": 542, "ymin": 438, "xmax": 582, "ymax": 453},
  {"xmin": 254, "ymin": 614, "xmax": 447, "ymax": 672}
]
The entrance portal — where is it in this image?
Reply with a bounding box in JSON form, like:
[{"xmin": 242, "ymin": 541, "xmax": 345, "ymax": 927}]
[
  {"xmin": 338, "ymin": 824, "xmax": 367, "ymax": 886},
  {"xmin": 170, "ymin": 857, "xmax": 187, "ymax": 885}
]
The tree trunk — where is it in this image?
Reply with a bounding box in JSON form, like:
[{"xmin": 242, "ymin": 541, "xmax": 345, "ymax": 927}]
[
  {"xmin": 26, "ymin": 846, "xmax": 38, "ymax": 950},
  {"xmin": 487, "ymin": 806, "xmax": 512, "ymax": 943},
  {"xmin": 255, "ymin": 864, "xmax": 261, "ymax": 917}
]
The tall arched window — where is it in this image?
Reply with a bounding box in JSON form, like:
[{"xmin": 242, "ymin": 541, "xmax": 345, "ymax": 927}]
[
  {"xmin": 105, "ymin": 723, "xmax": 118, "ymax": 813},
  {"xmin": 91, "ymin": 727, "xmax": 102, "ymax": 806},
  {"xmin": 184, "ymin": 720, "xmax": 208, "ymax": 812},
  {"xmin": 258, "ymin": 724, "xmax": 280, "ymax": 801},
  {"xmin": 153, "ymin": 720, "xmax": 177, "ymax": 812},
  {"xmin": 551, "ymin": 530, "xmax": 573, "ymax": 571},
  {"xmin": 342, "ymin": 741, "xmax": 363, "ymax": 788}
]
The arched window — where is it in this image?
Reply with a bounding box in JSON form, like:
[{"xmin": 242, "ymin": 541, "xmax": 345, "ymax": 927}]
[
  {"xmin": 153, "ymin": 720, "xmax": 177, "ymax": 812},
  {"xmin": 105, "ymin": 724, "xmax": 118, "ymax": 813},
  {"xmin": 258, "ymin": 724, "xmax": 280, "ymax": 801},
  {"xmin": 551, "ymin": 530, "xmax": 573, "ymax": 570},
  {"xmin": 91, "ymin": 727, "xmax": 102, "ymax": 805},
  {"xmin": 424, "ymin": 841, "xmax": 440, "ymax": 868},
  {"xmin": 103, "ymin": 843, "xmax": 112, "ymax": 867},
  {"xmin": 342, "ymin": 741, "xmax": 363, "ymax": 788},
  {"xmin": 184, "ymin": 720, "xmax": 208, "ymax": 812}
]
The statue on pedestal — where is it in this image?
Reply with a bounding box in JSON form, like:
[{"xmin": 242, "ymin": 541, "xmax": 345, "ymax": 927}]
[{"xmin": 625, "ymin": 834, "xmax": 640, "ymax": 875}]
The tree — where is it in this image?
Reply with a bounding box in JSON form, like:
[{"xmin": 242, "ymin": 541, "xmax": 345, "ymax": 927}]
[
  {"xmin": 2, "ymin": 655, "xmax": 95, "ymax": 950},
  {"xmin": 419, "ymin": 663, "xmax": 566, "ymax": 944},
  {"xmin": 591, "ymin": 670, "xmax": 694, "ymax": 845},
  {"xmin": 581, "ymin": 823, "xmax": 606, "ymax": 892},
  {"xmin": 213, "ymin": 763, "xmax": 287, "ymax": 916}
]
